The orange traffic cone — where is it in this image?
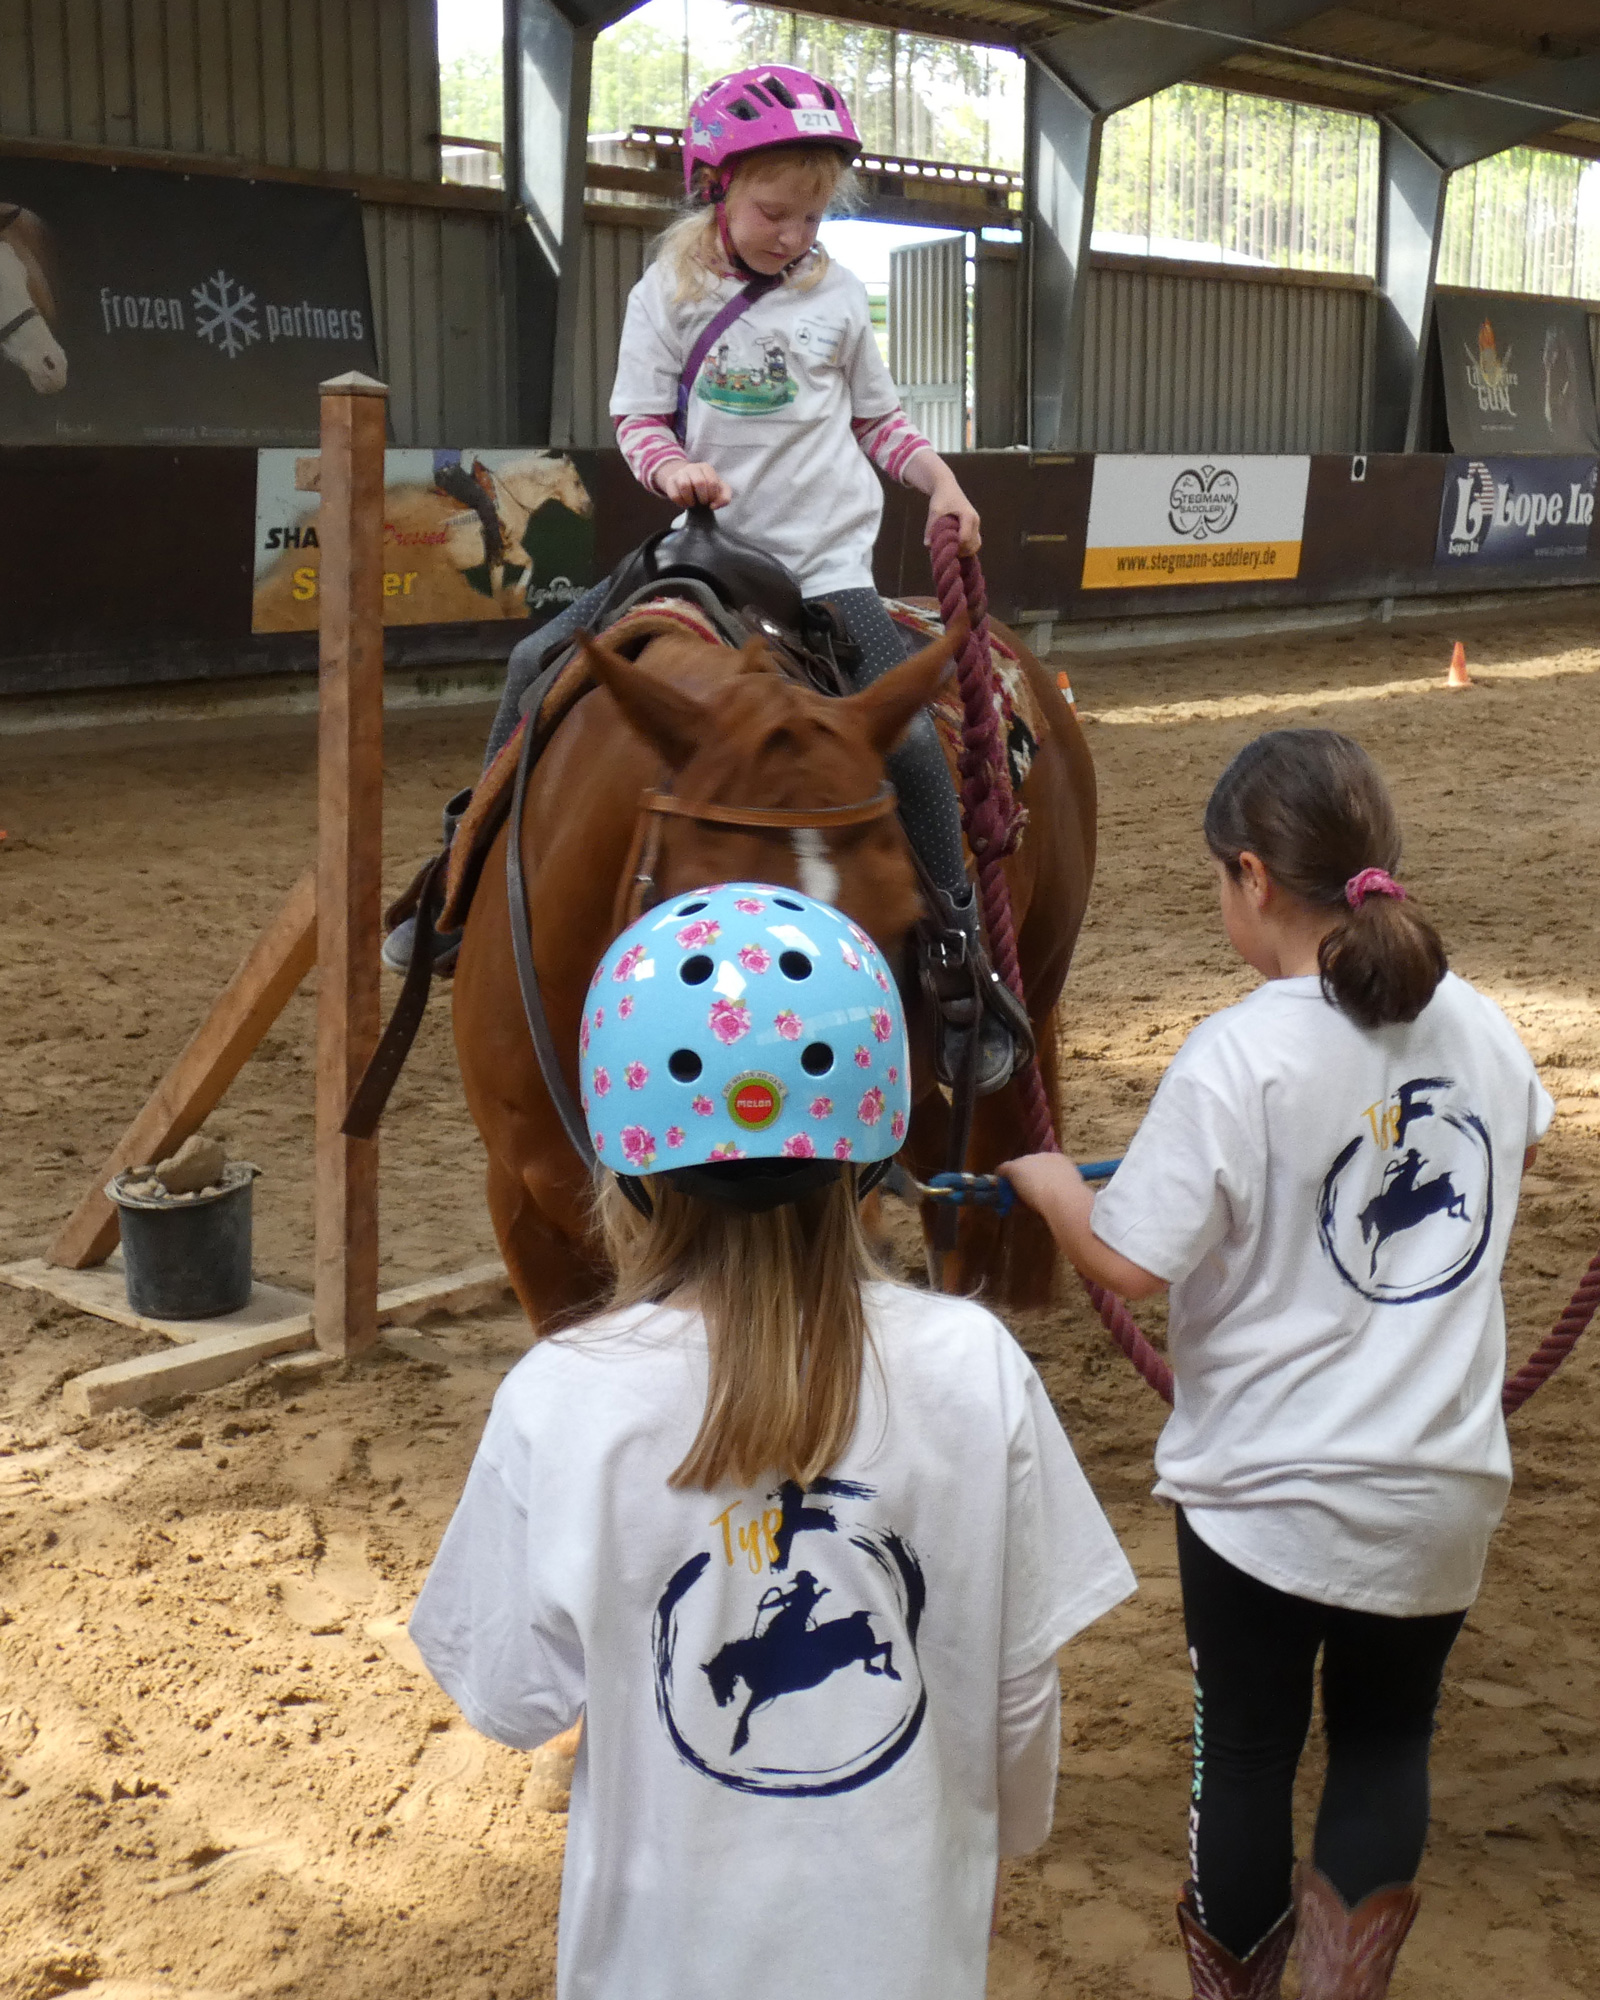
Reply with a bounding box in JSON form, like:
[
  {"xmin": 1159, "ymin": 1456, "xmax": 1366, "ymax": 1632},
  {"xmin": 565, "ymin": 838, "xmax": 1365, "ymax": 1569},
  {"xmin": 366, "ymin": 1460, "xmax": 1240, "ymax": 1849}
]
[{"xmin": 1447, "ymin": 641, "xmax": 1471, "ymax": 688}]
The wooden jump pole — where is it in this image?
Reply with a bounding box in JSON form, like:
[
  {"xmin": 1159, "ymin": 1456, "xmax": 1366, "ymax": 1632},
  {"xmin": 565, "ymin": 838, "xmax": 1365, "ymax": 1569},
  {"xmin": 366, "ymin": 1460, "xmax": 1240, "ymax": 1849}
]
[{"xmin": 313, "ymin": 371, "xmax": 388, "ymax": 1357}]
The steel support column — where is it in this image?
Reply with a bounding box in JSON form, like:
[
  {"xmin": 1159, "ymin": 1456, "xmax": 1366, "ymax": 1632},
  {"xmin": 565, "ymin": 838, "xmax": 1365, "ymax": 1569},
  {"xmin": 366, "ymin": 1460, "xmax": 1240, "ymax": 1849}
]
[
  {"xmin": 1373, "ymin": 54, "xmax": 1600, "ymax": 451},
  {"xmin": 506, "ymin": 0, "xmax": 641, "ymax": 444},
  {"xmin": 1025, "ymin": 0, "xmax": 1337, "ymax": 450}
]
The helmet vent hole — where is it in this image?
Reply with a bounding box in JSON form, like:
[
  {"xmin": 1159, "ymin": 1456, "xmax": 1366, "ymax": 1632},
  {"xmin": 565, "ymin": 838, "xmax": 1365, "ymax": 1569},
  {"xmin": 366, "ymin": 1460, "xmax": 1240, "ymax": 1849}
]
[
  {"xmin": 801, "ymin": 1042, "xmax": 833, "ymax": 1076},
  {"xmin": 772, "ymin": 895, "xmax": 804, "ymax": 910},
  {"xmin": 764, "ymin": 75, "xmax": 797, "ymax": 108},
  {"xmin": 821, "ymin": 85, "xmax": 836, "ymax": 109},
  {"xmin": 729, "ymin": 98, "xmax": 758, "ymax": 120},
  {"xmin": 779, "ymin": 951, "xmax": 813, "ymax": 980},
  {"xmin": 745, "ymin": 82, "xmax": 771, "ymax": 105},
  {"xmin": 668, "ymin": 1049, "xmax": 703, "ymax": 1083},
  {"xmin": 680, "ymin": 954, "xmax": 714, "ymax": 986},
  {"xmin": 676, "ymin": 898, "xmax": 708, "ymax": 916}
]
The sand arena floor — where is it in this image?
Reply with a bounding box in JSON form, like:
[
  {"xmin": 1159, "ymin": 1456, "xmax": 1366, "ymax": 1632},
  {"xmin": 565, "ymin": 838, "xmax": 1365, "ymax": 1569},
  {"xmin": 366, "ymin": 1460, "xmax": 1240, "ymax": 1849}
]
[{"xmin": 1, "ymin": 603, "xmax": 1598, "ymax": 1999}]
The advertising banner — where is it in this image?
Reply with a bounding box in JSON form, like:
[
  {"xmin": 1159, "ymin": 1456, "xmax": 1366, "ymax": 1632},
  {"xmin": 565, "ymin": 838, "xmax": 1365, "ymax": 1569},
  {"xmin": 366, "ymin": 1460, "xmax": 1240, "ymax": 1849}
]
[
  {"xmin": 252, "ymin": 449, "xmax": 595, "ymax": 632},
  {"xmin": 1081, "ymin": 455, "xmax": 1310, "ymax": 589},
  {"xmin": 0, "ymin": 159, "xmax": 376, "ymax": 445},
  {"xmin": 1434, "ymin": 293, "xmax": 1600, "ymax": 456},
  {"xmin": 1434, "ymin": 455, "xmax": 1597, "ymax": 567}
]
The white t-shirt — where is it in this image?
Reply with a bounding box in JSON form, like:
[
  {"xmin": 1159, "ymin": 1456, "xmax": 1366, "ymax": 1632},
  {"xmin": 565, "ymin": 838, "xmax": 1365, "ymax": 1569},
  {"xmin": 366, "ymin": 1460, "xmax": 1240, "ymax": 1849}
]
[
  {"xmin": 410, "ymin": 1281, "xmax": 1134, "ymax": 2000},
  {"xmin": 1092, "ymin": 971, "xmax": 1553, "ymax": 1617},
  {"xmin": 609, "ymin": 257, "xmax": 901, "ymax": 595}
]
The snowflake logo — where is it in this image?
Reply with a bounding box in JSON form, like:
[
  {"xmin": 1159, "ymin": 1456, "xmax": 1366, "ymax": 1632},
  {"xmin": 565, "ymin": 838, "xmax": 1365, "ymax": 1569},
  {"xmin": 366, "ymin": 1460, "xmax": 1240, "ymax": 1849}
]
[{"xmin": 192, "ymin": 270, "xmax": 260, "ymax": 360}]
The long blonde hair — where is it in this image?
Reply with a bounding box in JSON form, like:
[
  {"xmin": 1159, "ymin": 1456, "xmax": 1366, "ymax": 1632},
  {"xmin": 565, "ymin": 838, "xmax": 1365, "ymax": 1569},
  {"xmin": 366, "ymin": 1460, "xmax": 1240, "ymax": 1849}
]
[
  {"xmin": 656, "ymin": 146, "xmax": 857, "ymax": 305},
  {"xmin": 596, "ymin": 1172, "xmax": 879, "ymax": 1491}
]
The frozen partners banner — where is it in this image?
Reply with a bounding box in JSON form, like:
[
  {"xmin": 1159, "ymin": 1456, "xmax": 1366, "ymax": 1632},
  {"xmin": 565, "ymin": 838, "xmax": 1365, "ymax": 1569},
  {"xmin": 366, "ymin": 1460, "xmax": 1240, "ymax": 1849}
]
[
  {"xmin": 1, "ymin": 158, "xmax": 376, "ymax": 445},
  {"xmin": 1435, "ymin": 456, "xmax": 1597, "ymax": 567},
  {"xmin": 1081, "ymin": 456, "xmax": 1310, "ymax": 589},
  {"xmin": 253, "ymin": 449, "xmax": 594, "ymax": 632}
]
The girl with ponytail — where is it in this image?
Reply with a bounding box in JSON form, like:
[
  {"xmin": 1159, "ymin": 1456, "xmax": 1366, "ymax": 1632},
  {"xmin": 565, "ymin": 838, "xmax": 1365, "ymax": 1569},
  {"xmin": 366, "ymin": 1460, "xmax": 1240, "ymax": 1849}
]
[{"xmin": 1003, "ymin": 729, "xmax": 1552, "ymax": 2000}]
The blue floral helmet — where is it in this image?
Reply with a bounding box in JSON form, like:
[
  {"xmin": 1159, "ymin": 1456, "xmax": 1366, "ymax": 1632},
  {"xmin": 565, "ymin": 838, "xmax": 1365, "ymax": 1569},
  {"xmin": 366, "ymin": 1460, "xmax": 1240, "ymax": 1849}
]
[{"xmin": 582, "ymin": 882, "xmax": 910, "ymax": 1210}]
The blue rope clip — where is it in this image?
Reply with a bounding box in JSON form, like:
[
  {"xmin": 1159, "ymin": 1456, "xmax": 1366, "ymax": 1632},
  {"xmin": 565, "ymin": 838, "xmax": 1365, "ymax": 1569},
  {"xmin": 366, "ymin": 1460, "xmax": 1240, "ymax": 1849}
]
[{"xmin": 916, "ymin": 1158, "xmax": 1122, "ymax": 1218}]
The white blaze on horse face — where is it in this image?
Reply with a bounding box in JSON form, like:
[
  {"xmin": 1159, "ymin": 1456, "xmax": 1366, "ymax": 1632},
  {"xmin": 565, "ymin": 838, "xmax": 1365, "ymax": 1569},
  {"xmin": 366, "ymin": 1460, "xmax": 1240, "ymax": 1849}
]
[
  {"xmin": 0, "ymin": 243, "xmax": 67, "ymax": 393},
  {"xmin": 790, "ymin": 831, "xmax": 839, "ymax": 907}
]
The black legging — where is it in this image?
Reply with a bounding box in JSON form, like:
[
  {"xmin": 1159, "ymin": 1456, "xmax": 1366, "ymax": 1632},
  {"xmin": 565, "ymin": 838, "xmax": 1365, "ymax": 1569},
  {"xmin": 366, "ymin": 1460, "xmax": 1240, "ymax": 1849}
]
[
  {"xmin": 1177, "ymin": 1508, "xmax": 1465, "ymax": 1959},
  {"xmin": 483, "ymin": 582, "xmax": 967, "ymax": 895}
]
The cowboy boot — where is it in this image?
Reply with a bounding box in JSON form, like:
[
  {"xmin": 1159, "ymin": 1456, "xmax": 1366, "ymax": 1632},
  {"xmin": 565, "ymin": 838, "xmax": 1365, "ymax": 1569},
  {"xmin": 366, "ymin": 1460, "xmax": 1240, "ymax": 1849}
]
[
  {"xmin": 1177, "ymin": 1887, "xmax": 1294, "ymax": 2000},
  {"xmin": 1292, "ymin": 1863, "xmax": 1419, "ymax": 2000},
  {"xmin": 919, "ymin": 880, "xmax": 1035, "ymax": 1097},
  {"xmin": 381, "ymin": 786, "xmax": 472, "ymax": 976}
]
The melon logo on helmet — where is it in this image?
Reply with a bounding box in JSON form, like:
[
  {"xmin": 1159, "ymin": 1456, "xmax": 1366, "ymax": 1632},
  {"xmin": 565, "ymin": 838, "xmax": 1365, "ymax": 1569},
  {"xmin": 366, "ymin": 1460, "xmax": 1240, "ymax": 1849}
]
[{"xmin": 726, "ymin": 1073, "xmax": 786, "ymax": 1130}]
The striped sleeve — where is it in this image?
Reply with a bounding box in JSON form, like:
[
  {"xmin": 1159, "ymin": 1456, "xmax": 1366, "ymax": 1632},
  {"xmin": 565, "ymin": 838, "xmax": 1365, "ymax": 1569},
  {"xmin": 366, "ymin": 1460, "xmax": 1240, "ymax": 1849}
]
[
  {"xmin": 852, "ymin": 407, "xmax": 935, "ymax": 484},
  {"xmin": 613, "ymin": 413, "xmax": 689, "ymax": 496}
]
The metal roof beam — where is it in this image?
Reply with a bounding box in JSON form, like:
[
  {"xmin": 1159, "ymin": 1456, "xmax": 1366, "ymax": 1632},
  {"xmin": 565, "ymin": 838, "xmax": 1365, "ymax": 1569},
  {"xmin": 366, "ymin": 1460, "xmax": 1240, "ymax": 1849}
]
[
  {"xmin": 1031, "ymin": 0, "xmax": 1340, "ymax": 117},
  {"xmin": 1393, "ymin": 53, "xmax": 1600, "ymax": 170}
]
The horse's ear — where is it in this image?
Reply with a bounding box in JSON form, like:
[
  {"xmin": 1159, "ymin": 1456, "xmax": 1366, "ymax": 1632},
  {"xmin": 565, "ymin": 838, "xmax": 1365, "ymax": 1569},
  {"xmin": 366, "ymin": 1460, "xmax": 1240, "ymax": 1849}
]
[
  {"xmin": 579, "ymin": 630, "xmax": 708, "ymax": 767},
  {"xmin": 841, "ymin": 617, "xmax": 965, "ymax": 758}
]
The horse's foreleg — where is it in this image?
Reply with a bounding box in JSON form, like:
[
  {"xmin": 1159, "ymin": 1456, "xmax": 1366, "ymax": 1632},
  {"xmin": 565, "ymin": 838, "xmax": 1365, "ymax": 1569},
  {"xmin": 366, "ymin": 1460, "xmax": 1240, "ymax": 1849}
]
[{"xmin": 486, "ymin": 1155, "xmax": 606, "ymax": 1332}]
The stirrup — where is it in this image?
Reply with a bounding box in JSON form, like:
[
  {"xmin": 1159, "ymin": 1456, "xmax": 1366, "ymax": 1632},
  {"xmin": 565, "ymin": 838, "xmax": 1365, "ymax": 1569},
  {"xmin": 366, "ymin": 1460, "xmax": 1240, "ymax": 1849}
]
[
  {"xmin": 381, "ymin": 787, "xmax": 472, "ymax": 978},
  {"xmin": 918, "ymin": 885, "xmax": 1034, "ymax": 1097}
]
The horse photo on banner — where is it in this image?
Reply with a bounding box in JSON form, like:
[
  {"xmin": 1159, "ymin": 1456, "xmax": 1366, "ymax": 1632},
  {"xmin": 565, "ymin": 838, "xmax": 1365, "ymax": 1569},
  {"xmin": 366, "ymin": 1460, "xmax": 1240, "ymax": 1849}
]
[
  {"xmin": 1434, "ymin": 292, "xmax": 1600, "ymax": 457},
  {"xmin": 252, "ymin": 449, "xmax": 596, "ymax": 631}
]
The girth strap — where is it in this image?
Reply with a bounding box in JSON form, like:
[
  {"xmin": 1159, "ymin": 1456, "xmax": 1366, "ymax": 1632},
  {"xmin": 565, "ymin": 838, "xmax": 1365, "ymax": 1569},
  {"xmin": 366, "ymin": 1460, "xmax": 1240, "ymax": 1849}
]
[{"xmin": 637, "ymin": 783, "xmax": 897, "ymax": 832}]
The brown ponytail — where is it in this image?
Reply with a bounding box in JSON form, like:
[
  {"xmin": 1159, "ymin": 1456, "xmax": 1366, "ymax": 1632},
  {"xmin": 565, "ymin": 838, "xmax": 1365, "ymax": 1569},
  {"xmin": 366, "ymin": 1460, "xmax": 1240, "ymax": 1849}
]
[{"xmin": 1204, "ymin": 730, "xmax": 1448, "ymax": 1029}]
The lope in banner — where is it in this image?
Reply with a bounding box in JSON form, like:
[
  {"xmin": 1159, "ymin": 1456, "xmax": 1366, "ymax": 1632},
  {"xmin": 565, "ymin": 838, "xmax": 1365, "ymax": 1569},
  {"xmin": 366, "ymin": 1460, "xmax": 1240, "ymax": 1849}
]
[
  {"xmin": 1435, "ymin": 455, "xmax": 1597, "ymax": 568},
  {"xmin": 252, "ymin": 448, "xmax": 595, "ymax": 631},
  {"xmin": 1081, "ymin": 455, "xmax": 1310, "ymax": 589},
  {"xmin": 1434, "ymin": 293, "xmax": 1600, "ymax": 456},
  {"xmin": 0, "ymin": 158, "xmax": 376, "ymax": 445}
]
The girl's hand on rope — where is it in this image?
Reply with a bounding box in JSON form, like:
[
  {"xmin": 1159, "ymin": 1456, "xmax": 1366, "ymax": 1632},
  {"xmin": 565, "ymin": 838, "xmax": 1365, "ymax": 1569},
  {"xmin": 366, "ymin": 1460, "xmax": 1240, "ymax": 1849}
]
[
  {"xmin": 999, "ymin": 1153, "xmax": 1168, "ymax": 1302},
  {"xmin": 658, "ymin": 461, "xmax": 733, "ymax": 509},
  {"xmin": 904, "ymin": 448, "xmax": 982, "ymax": 556}
]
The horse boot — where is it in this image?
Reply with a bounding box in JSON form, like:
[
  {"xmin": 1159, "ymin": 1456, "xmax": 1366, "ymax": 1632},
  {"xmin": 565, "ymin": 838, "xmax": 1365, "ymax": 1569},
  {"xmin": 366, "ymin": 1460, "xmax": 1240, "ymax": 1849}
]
[
  {"xmin": 1177, "ymin": 1887, "xmax": 1294, "ymax": 2000},
  {"xmin": 1291, "ymin": 1863, "xmax": 1419, "ymax": 2000},
  {"xmin": 381, "ymin": 786, "xmax": 473, "ymax": 977},
  {"xmin": 919, "ymin": 880, "xmax": 1035, "ymax": 1097}
]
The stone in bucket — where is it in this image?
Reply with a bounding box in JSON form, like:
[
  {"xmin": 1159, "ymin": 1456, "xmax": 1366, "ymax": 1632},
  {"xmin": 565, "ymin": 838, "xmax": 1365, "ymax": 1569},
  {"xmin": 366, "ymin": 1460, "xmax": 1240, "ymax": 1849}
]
[{"xmin": 107, "ymin": 1134, "xmax": 260, "ymax": 1318}]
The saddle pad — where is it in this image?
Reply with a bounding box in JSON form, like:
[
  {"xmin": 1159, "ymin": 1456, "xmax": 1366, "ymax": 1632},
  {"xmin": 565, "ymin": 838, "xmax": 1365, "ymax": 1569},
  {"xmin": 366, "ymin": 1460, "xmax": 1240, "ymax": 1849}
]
[
  {"xmin": 439, "ymin": 596, "xmax": 728, "ymax": 933},
  {"xmin": 885, "ymin": 598, "xmax": 1051, "ymax": 806}
]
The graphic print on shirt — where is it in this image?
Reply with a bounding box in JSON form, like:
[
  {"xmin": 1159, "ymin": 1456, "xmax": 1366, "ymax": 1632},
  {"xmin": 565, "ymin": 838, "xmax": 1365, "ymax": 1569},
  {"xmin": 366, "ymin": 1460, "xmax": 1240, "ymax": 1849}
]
[
  {"xmin": 696, "ymin": 327, "xmax": 799, "ymax": 415},
  {"xmin": 652, "ymin": 1475, "xmax": 926, "ymax": 1797},
  {"xmin": 1316, "ymin": 1075, "xmax": 1494, "ymax": 1303}
]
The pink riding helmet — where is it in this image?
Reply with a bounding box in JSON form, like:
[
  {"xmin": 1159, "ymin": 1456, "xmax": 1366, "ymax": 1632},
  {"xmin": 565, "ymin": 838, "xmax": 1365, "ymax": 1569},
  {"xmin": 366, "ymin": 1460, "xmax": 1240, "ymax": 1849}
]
[{"xmin": 683, "ymin": 65, "xmax": 862, "ymax": 199}]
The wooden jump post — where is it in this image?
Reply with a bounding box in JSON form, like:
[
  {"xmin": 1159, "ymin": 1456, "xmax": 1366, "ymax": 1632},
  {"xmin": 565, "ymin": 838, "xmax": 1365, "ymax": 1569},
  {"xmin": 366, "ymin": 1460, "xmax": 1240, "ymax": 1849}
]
[{"xmin": 314, "ymin": 371, "xmax": 388, "ymax": 1358}]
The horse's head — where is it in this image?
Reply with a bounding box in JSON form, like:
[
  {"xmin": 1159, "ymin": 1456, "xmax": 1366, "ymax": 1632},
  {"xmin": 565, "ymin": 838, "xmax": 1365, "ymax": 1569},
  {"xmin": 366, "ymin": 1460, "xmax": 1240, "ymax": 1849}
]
[
  {"xmin": 498, "ymin": 452, "xmax": 593, "ymax": 523},
  {"xmin": 581, "ymin": 622, "xmax": 960, "ymax": 960},
  {"xmin": 0, "ymin": 210, "xmax": 67, "ymax": 396}
]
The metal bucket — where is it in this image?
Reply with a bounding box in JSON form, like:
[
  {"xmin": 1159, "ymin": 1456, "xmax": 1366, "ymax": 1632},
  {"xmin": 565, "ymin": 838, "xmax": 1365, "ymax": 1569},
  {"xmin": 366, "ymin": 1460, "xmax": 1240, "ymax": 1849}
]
[{"xmin": 106, "ymin": 1162, "xmax": 260, "ymax": 1319}]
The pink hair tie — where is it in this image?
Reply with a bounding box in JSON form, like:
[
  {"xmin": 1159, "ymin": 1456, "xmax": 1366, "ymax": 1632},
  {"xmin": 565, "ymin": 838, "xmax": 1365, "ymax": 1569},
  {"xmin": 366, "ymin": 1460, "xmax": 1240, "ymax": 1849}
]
[{"xmin": 1345, "ymin": 868, "xmax": 1406, "ymax": 910}]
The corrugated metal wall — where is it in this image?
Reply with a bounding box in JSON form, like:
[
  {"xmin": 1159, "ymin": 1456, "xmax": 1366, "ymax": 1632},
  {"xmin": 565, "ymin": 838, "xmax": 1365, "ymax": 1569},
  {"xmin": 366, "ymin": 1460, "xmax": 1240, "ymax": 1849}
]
[
  {"xmin": 0, "ymin": 0, "xmax": 436, "ymax": 176},
  {"xmin": 564, "ymin": 214, "xmax": 657, "ymax": 447},
  {"xmin": 1, "ymin": 0, "xmax": 511, "ymax": 445},
  {"xmin": 363, "ymin": 206, "xmax": 507, "ymax": 448},
  {"xmin": 1077, "ymin": 262, "xmax": 1372, "ymax": 453}
]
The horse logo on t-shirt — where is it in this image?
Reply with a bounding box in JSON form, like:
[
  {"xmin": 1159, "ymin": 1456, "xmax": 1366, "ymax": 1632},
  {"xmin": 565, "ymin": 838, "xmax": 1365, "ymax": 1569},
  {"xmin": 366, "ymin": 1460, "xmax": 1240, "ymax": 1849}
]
[
  {"xmin": 652, "ymin": 1477, "xmax": 926, "ymax": 1797},
  {"xmin": 1317, "ymin": 1075, "xmax": 1493, "ymax": 1304}
]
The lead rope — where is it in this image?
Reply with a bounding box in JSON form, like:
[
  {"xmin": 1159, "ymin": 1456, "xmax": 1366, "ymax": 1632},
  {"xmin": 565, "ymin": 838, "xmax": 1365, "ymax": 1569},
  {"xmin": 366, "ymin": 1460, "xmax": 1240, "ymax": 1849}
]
[
  {"xmin": 927, "ymin": 514, "xmax": 1175, "ymax": 1404},
  {"xmin": 927, "ymin": 512, "xmax": 1597, "ymax": 1419}
]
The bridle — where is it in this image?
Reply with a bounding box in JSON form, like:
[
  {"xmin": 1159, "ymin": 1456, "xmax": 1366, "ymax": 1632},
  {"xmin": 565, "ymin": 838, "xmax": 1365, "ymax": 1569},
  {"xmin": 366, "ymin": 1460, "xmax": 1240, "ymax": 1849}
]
[
  {"xmin": 0, "ymin": 206, "xmax": 44, "ymax": 347},
  {"xmin": 613, "ymin": 781, "xmax": 899, "ymax": 930}
]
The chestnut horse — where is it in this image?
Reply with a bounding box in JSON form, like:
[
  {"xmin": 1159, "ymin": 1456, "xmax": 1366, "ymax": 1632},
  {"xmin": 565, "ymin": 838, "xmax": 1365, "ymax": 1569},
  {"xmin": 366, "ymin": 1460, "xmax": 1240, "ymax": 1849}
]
[{"xmin": 452, "ymin": 618, "xmax": 1096, "ymax": 1325}]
